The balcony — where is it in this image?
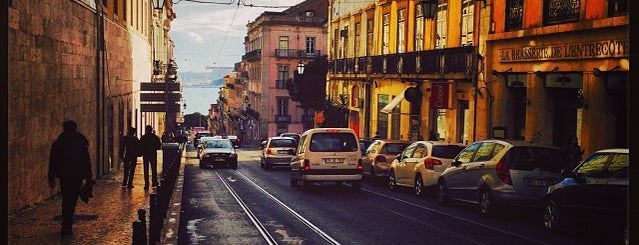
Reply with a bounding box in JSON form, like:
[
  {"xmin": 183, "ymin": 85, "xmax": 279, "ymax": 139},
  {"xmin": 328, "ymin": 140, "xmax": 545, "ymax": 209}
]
[
  {"xmin": 330, "ymin": 46, "xmax": 476, "ymax": 76},
  {"xmin": 242, "ymin": 49, "xmax": 261, "ymax": 61},
  {"xmin": 274, "ymin": 114, "xmax": 291, "ymax": 123},
  {"xmin": 274, "ymin": 49, "xmax": 321, "ymax": 58}
]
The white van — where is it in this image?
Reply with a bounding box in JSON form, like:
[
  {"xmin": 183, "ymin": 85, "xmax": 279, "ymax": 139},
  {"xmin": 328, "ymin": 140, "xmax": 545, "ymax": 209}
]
[{"xmin": 289, "ymin": 128, "xmax": 363, "ymax": 191}]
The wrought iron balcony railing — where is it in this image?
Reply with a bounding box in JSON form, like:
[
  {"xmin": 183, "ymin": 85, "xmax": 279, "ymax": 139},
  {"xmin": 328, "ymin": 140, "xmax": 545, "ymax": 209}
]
[
  {"xmin": 274, "ymin": 114, "xmax": 291, "ymax": 123},
  {"xmin": 330, "ymin": 46, "xmax": 476, "ymax": 76},
  {"xmin": 242, "ymin": 49, "xmax": 261, "ymax": 61},
  {"xmin": 274, "ymin": 49, "xmax": 322, "ymax": 58}
]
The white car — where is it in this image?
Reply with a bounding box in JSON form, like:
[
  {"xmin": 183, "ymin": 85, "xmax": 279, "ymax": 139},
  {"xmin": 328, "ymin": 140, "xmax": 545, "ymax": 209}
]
[
  {"xmin": 290, "ymin": 128, "xmax": 363, "ymax": 191},
  {"xmin": 261, "ymin": 136, "xmax": 297, "ymax": 170},
  {"xmin": 389, "ymin": 141, "xmax": 466, "ymax": 197}
]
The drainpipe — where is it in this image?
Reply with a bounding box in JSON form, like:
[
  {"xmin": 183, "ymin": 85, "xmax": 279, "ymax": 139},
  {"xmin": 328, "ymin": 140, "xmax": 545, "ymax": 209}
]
[{"xmin": 94, "ymin": 1, "xmax": 104, "ymax": 178}]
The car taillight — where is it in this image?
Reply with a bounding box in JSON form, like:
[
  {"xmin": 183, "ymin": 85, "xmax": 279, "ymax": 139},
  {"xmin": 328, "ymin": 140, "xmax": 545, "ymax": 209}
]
[
  {"xmin": 496, "ymin": 160, "xmax": 512, "ymax": 185},
  {"xmin": 375, "ymin": 155, "xmax": 387, "ymax": 163},
  {"xmin": 303, "ymin": 159, "xmax": 311, "ymax": 171},
  {"xmin": 357, "ymin": 159, "xmax": 363, "ymax": 170},
  {"xmin": 424, "ymin": 158, "xmax": 442, "ymax": 170},
  {"xmin": 266, "ymin": 148, "xmax": 272, "ymax": 154}
]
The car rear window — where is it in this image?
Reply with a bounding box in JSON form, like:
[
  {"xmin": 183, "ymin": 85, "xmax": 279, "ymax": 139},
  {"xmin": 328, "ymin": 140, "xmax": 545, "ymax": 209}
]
[
  {"xmin": 381, "ymin": 143, "xmax": 410, "ymax": 155},
  {"xmin": 503, "ymin": 146, "xmax": 564, "ymax": 172},
  {"xmin": 432, "ymin": 145, "xmax": 466, "ymax": 159},
  {"xmin": 310, "ymin": 132, "xmax": 358, "ymax": 152},
  {"xmin": 270, "ymin": 139, "xmax": 297, "ymax": 148}
]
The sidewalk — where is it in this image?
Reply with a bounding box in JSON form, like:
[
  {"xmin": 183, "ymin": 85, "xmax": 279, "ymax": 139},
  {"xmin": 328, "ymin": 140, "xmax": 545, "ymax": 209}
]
[{"xmin": 8, "ymin": 149, "xmax": 187, "ymax": 245}]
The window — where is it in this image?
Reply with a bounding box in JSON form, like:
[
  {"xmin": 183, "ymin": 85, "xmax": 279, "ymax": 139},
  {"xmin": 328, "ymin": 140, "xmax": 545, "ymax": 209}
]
[
  {"xmin": 309, "ymin": 133, "xmax": 358, "ymax": 152},
  {"xmin": 276, "ymin": 97, "xmax": 288, "ymax": 116},
  {"xmin": 334, "ymin": 29, "xmax": 340, "ymax": 58},
  {"xmin": 382, "ymin": 143, "xmax": 410, "ymax": 155},
  {"xmin": 456, "ymin": 142, "xmax": 480, "ymax": 163},
  {"xmin": 377, "ymin": 94, "xmax": 389, "ymax": 139},
  {"xmin": 355, "ymin": 22, "xmax": 361, "ymax": 57},
  {"xmin": 576, "ymin": 153, "xmax": 610, "ymax": 177},
  {"xmin": 461, "ymin": 0, "xmax": 473, "ymax": 46},
  {"xmin": 505, "ymin": 0, "xmax": 523, "ymax": 31},
  {"xmin": 277, "ymin": 65, "xmax": 288, "ymax": 89},
  {"xmin": 278, "ymin": 36, "xmax": 289, "ymax": 56},
  {"xmin": 435, "ymin": 0, "xmax": 448, "ymax": 49},
  {"xmin": 543, "ymin": 0, "xmax": 580, "ymax": 26},
  {"xmin": 401, "ymin": 143, "xmax": 417, "ymax": 160},
  {"xmin": 342, "ymin": 26, "xmax": 349, "ymax": 58},
  {"xmin": 306, "ymin": 37, "xmax": 316, "ymax": 55},
  {"xmin": 397, "ymin": 9, "xmax": 406, "ymax": 53},
  {"xmin": 432, "ymin": 145, "xmax": 466, "ymax": 159},
  {"xmin": 366, "ymin": 18, "xmax": 374, "ymax": 56},
  {"xmin": 412, "ymin": 144, "xmax": 426, "ymax": 158},
  {"xmin": 608, "ymin": 0, "xmax": 628, "ymax": 17},
  {"xmin": 473, "ymin": 142, "xmax": 502, "ymax": 162},
  {"xmin": 415, "ymin": 5, "xmax": 425, "ymax": 51},
  {"xmin": 382, "ymin": 13, "xmax": 390, "ymax": 54}
]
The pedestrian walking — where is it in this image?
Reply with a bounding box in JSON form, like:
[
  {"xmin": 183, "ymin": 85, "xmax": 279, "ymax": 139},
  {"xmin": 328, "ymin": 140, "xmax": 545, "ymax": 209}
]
[
  {"xmin": 562, "ymin": 134, "xmax": 584, "ymax": 171},
  {"xmin": 140, "ymin": 125, "xmax": 162, "ymax": 189},
  {"xmin": 48, "ymin": 120, "xmax": 93, "ymax": 237},
  {"xmin": 119, "ymin": 127, "xmax": 141, "ymax": 188}
]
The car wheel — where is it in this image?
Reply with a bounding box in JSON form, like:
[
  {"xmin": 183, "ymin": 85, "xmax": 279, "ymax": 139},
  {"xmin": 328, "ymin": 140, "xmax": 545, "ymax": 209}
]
[
  {"xmin": 290, "ymin": 178, "xmax": 299, "ymax": 187},
  {"xmin": 543, "ymin": 200, "xmax": 563, "ymax": 232},
  {"xmin": 300, "ymin": 179, "xmax": 311, "ymax": 191},
  {"xmin": 388, "ymin": 171, "xmax": 397, "ymax": 191},
  {"xmin": 351, "ymin": 181, "xmax": 362, "ymax": 191},
  {"xmin": 479, "ymin": 187, "xmax": 496, "ymax": 216},
  {"xmin": 414, "ymin": 175, "xmax": 425, "ymax": 197},
  {"xmin": 436, "ymin": 179, "xmax": 449, "ymax": 205}
]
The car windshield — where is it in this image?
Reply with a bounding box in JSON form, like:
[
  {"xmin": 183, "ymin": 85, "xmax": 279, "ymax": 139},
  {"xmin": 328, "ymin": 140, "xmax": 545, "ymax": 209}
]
[
  {"xmin": 381, "ymin": 143, "xmax": 410, "ymax": 155},
  {"xmin": 270, "ymin": 139, "xmax": 297, "ymax": 147},
  {"xmin": 310, "ymin": 133, "xmax": 358, "ymax": 152},
  {"xmin": 432, "ymin": 145, "xmax": 466, "ymax": 159},
  {"xmin": 206, "ymin": 140, "xmax": 233, "ymax": 149},
  {"xmin": 503, "ymin": 146, "xmax": 564, "ymax": 172}
]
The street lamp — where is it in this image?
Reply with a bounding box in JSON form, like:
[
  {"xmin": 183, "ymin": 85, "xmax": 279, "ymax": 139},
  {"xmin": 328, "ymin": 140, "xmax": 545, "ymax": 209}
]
[
  {"xmin": 297, "ymin": 61, "xmax": 305, "ymax": 74},
  {"xmin": 153, "ymin": 0, "xmax": 165, "ymax": 10}
]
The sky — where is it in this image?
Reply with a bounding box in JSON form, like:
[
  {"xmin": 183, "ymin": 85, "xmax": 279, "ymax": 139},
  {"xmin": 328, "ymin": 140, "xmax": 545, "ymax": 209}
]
[{"xmin": 170, "ymin": 0, "xmax": 306, "ymax": 73}]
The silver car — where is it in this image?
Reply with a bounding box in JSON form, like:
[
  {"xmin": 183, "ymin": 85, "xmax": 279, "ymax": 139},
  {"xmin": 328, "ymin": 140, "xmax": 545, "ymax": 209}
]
[
  {"xmin": 261, "ymin": 136, "xmax": 297, "ymax": 170},
  {"xmin": 436, "ymin": 140, "xmax": 565, "ymax": 216}
]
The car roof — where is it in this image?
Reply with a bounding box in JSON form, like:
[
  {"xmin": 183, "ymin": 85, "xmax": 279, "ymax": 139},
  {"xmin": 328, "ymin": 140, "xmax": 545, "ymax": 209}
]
[
  {"xmin": 470, "ymin": 139, "xmax": 558, "ymax": 148},
  {"xmin": 594, "ymin": 148, "xmax": 629, "ymax": 154},
  {"xmin": 375, "ymin": 139, "xmax": 412, "ymax": 144},
  {"xmin": 269, "ymin": 136, "xmax": 296, "ymax": 140}
]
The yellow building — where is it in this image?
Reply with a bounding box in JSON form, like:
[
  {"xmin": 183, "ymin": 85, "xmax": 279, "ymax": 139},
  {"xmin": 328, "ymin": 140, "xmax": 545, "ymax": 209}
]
[{"xmin": 327, "ymin": 0, "xmax": 628, "ymax": 152}]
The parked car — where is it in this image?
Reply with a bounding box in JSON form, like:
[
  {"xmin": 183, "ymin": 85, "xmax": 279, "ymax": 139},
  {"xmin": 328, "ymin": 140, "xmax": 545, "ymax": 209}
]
[
  {"xmin": 227, "ymin": 135, "xmax": 241, "ymax": 148},
  {"xmin": 196, "ymin": 136, "xmax": 217, "ymax": 156},
  {"xmin": 261, "ymin": 136, "xmax": 298, "ymax": 170},
  {"xmin": 436, "ymin": 140, "xmax": 565, "ymax": 216},
  {"xmin": 543, "ymin": 148, "xmax": 628, "ymax": 236},
  {"xmin": 290, "ymin": 128, "xmax": 362, "ymax": 191},
  {"xmin": 279, "ymin": 133, "xmax": 301, "ymax": 144},
  {"xmin": 198, "ymin": 138, "xmax": 238, "ymax": 169},
  {"xmin": 389, "ymin": 141, "xmax": 465, "ymax": 196},
  {"xmin": 361, "ymin": 139, "xmax": 411, "ymax": 185},
  {"xmin": 358, "ymin": 138, "xmax": 375, "ymax": 156}
]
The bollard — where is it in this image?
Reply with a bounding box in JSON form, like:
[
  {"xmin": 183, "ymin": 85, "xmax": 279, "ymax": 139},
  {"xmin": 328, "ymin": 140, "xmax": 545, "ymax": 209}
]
[
  {"xmin": 132, "ymin": 221, "xmax": 146, "ymax": 245},
  {"xmin": 149, "ymin": 193, "xmax": 159, "ymax": 243}
]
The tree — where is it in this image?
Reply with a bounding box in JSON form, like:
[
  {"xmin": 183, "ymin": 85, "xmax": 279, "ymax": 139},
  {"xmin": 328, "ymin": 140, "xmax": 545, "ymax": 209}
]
[{"xmin": 184, "ymin": 113, "xmax": 208, "ymax": 129}]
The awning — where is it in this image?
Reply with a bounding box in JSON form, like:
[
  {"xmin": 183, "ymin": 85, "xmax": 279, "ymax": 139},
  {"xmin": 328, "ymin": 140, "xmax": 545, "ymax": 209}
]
[{"xmin": 380, "ymin": 87, "xmax": 411, "ymax": 114}]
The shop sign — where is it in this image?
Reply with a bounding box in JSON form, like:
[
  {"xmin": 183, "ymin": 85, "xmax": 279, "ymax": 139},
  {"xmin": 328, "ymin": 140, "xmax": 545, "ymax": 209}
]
[{"xmin": 499, "ymin": 40, "xmax": 629, "ymax": 62}]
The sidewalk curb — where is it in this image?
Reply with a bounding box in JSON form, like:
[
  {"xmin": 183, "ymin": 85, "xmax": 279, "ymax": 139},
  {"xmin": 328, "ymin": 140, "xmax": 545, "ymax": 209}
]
[{"xmin": 160, "ymin": 149, "xmax": 186, "ymax": 244}]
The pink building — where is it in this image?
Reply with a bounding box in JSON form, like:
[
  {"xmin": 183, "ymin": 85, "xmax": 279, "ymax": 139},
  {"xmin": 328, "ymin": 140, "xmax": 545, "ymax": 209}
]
[{"xmin": 243, "ymin": 0, "xmax": 328, "ymax": 139}]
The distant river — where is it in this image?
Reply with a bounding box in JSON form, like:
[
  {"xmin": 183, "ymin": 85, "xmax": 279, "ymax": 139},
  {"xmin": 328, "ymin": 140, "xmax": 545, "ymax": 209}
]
[{"xmin": 182, "ymin": 86, "xmax": 220, "ymax": 115}]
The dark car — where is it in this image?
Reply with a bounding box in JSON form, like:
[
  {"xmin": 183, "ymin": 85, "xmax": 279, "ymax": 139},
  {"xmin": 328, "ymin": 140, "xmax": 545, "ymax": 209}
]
[
  {"xmin": 227, "ymin": 135, "xmax": 241, "ymax": 148},
  {"xmin": 543, "ymin": 148, "xmax": 628, "ymax": 238},
  {"xmin": 279, "ymin": 133, "xmax": 301, "ymax": 145},
  {"xmin": 198, "ymin": 138, "xmax": 238, "ymax": 169},
  {"xmin": 358, "ymin": 138, "xmax": 375, "ymax": 156}
]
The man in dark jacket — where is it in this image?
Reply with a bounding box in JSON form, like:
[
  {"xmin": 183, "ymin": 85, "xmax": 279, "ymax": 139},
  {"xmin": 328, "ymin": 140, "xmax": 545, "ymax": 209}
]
[
  {"xmin": 139, "ymin": 125, "xmax": 162, "ymax": 189},
  {"xmin": 48, "ymin": 120, "xmax": 92, "ymax": 236},
  {"xmin": 119, "ymin": 127, "xmax": 140, "ymax": 188}
]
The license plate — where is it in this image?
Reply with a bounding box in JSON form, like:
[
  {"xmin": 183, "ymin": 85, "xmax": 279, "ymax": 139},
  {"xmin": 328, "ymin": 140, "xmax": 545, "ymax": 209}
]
[
  {"xmin": 324, "ymin": 158, "xmax": 344, "ymax": 164},
  {"xmin": 215, "ymin": 158, "xmax": 226, "ymax": 161},
  {"xmin": 525, "ymin": 178, "xmax": 554, "ymax": 187},
  {"xmin": 278, "ymin": 150, "xmax": 288, "ymax": 154}
]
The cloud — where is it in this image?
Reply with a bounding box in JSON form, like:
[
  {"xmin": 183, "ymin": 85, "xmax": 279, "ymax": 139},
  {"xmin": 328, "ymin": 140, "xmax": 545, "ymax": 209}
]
[{"xmin": 186, "ymin": 32, "xmax": 205, "ymax": 43}]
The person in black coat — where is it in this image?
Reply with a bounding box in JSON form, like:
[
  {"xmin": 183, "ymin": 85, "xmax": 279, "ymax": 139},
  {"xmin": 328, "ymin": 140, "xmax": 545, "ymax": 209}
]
[
  {"xmin": 48, "ymin": 120, "xmax": 93, "ymax": 236},
  {"xmin": 139, "ymin": 125, "xmax": 162, "ymax": 189},
  {"xmin": 119, "ymin": 127, "xmax": 140, "ymax": 188}
]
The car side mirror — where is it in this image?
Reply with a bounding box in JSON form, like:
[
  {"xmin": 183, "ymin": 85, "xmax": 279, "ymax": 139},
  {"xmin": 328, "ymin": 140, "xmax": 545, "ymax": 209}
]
[
  {"xmin": 560, "ymin": 168, "xmax": 574, "ymax": 178},
  {"xmin": 451, "ymin": 160, "xmax": 462, "ymax": 167}
]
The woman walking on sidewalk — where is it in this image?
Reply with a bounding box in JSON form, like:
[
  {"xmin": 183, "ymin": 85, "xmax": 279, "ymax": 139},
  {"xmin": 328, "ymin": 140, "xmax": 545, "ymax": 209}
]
[{"xmin": 119, "ymin": 127, "xmax": 141, "ymax": 188}]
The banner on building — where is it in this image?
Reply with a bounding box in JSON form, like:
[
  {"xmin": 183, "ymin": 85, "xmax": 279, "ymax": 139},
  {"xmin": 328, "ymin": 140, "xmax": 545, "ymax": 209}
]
[{"xmin": 430, "ymin": 83, "xmax": 449, "ymax": 109}]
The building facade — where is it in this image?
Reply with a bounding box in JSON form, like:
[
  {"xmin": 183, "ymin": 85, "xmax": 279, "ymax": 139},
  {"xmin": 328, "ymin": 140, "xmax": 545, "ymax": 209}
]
[
  {"xmin": 242, "ymin": 0, "xmax": 328, "ymax": 139},
  {"xmin": 8, "ymin": 0, "xmax": 177, "ymax": 213},
  {"xmin": 327, "ymin": 0, "xmax": 628, "ymax": 154}
]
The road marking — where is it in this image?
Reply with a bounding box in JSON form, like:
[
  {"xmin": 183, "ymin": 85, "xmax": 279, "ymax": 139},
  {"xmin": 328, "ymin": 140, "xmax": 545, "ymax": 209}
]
[
  {"xmin": 216, "ymin": 172, "xmax": 279, "ymax": 245},
  {"xmin": 363, "ymin": 188, "xmax": 550, "ymax": 245},
  {"xmin": 235, "ymin": 171, "xmax": 342, "ymax": 245}
]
